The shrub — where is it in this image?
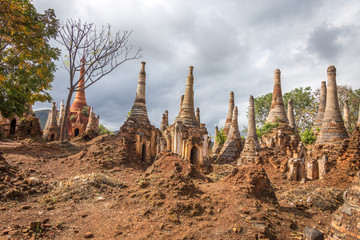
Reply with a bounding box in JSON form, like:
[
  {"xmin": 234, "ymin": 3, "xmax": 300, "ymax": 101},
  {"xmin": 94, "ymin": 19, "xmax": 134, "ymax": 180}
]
[
  {"xmin": 256, "ymin": 122, "xmax": 279, "ymax": 138},
  {"xmin": 215, "ymin": 127, "xmax": 226, "ymax": 144},
  {"xmin": 300, "ymin": 128, "xmax": 316, "ymax": 145}
]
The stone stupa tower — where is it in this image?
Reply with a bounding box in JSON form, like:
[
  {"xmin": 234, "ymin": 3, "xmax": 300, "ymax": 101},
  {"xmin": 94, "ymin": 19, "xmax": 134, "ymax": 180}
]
[
  {"xmin": 343, "ymin": 100, "xmax": 350, "ymax": 131},
  {"xmin": 237, "ymin": 95, "xmax": 260, "ymax": 165},
  {"xmin": 128, "ymin": 61, "xmax": 150, "ymax": 125},
  {"xmin": 70, "ymin": 58, "xmax": 88, "ymax": 113},
  {"xmin": 43, "ymin": 102, "xmax": 60, "ymax": 141},
  {"xmin": 313, "ymin": 81, "xmax": 327, "ymax": 131},
  {"xmin": 266, "ymin": 69, "xmax": 288, "ymax": 124},
  {"xmin": 317, "ymin": 66, "xmax": 348, "ymax": 145},
  {"xmin": 223, "ymin": 91, "xmax": 234, "ymax": 136},
  {"xmin": 218, "ymin": 106, "xmax": 243, "ymax": 163},
  {"xmin": 287, "ymin": 99, "xmax": 296, "ymax": 130},
  {"xmin": 174, "ymin": 66, "xmax": 199, "ymax": 128}
]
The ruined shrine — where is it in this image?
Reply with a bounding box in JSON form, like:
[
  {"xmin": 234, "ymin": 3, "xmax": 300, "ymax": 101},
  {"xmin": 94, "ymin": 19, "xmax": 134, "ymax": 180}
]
[
  {"xmin": 313, "ymin": 81, "xmax": 327, "ymax": 134},
  {"xmin": 237, "ymin": 95, "xmax": 260, "ymax": 165},
  {"xmin": 118, "ymin": 62, "xmax": 160, "ymax": 165},
  {"xmin": 43, "ymin": 102, "xmax": 60, "ymax": 141},
  {"xmin": 162, "ymin": 66, "xmax": 210, "ymax": 170},
  {"xmin": 317, "ymin": 66, "xmax": 348, "ymax": 145},
  {"xmin": 0, "ymin": 106, "xmax": 42, "ymax": 138},
  {"xmin": 66, "ymin": 59, "xmax": 99, "ymax": 139}
]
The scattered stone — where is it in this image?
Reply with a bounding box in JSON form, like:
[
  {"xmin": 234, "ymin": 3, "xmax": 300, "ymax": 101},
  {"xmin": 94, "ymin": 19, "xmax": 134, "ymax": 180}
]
[
  {"xmin": 29, "ymin": 221, "xmax": 41, "ymax": 231},
  {"xmin": 84, "ymin": 232, "xmax": 94, "ymax": 238},
  {"xmin": 21, "ymin": 205, "xmax": 31, "ymax": 210},
  {"xmin": 303, "ymin": 227, "xmax": 324, "ymax": 240}
]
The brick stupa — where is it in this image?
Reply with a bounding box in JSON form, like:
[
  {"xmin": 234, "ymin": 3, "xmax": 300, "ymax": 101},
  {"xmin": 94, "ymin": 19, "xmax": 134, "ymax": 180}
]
[
  {"xmin": 237, "ymin": 96, "xmax": 260, "ymax": 165},
  {"xmin": 43, "ymin": 102, "xmax": 60, "ymax": 141},
  {"xmin": 313, "ymin": 81, "xmax": 327, "ymax": 131},
  {"xmin": 266, "ymin": 69, "xmax": 289, "ymax": 125},
  {"xmin": 223, "ymin": 91, "xmax": 234, "ymax": 136},
  {"xmin": 317, "ymin": 66, "xmax": 348, "ymax": 145},
  {"xmin": 287, "ymin": 99, "xmax": 296, "ymax": 130}
]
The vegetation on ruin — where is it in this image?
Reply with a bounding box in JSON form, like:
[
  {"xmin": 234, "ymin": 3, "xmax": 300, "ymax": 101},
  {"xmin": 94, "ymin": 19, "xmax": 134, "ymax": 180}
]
[
  {"xmin": 215, "ymin": 127, "xmax": 226, "ymax": 144},
  {"xmin": 0, "ymin": 0, "xmax": 60, "ymax": 118},
  {"xmin": 56, "ymin": 19, "xmax": 142, "ymax": 141},
  {"xmin": 256, "ymin": 122, "xmax": 279, "ymax": 138},
  {"xmin": 99, "ymin": 124, "xmax": 113, "ymax": 135},
  {"xmin": 82, "ymin": 106, "xmax": 89, "ymax": 117},
  {"xmin": 300, "ymin": 128, "xmax": 316, "ymax": 145},
  {"xmin": 253, "ymin": 85, "xmax": 360, "ymax": 137}
]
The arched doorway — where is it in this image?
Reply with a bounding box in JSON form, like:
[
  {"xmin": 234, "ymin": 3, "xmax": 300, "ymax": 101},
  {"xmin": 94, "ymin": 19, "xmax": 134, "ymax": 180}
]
[
  {"xmin": 74, "ymin": 128, "xmax": 80, "ymax": 137},
  {"xmin": 190, "ymin": 146, "xmax": 199, "ymax": 165},
  {"xmin": 296, "ymin": 164, "xmax": 303, "ymax": 181},
  {"xmin": 10, "ymin": 119, "xmax": 16, "ymax": 135},
  {"xmin": 141, "ymin": 144, "xmax": 146, "ymax": 162},
  {"xmin": 50, "ymin": 134, "xmax": 55, "ymax": 141},
  {"xmin": 312, "ymin": 160, "xmax": 319, "ymax": 179}
]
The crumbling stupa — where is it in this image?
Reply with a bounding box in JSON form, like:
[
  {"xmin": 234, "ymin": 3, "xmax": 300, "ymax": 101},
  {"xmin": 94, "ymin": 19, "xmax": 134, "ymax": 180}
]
[
  {"xmin": 162, "ymin": 66, "xmax": 210, "ymax": 170},
  {"xmin": 237, "ymin": 95, "xmax": 260, "ymax": 165},
  {"xmin": 43, "ymin": 102, "xmax": 60, "ymax": 141},
  {"xmin": 119, "ymin": 62, "xmax": 160, "ymax": 165},
  {"xmin": 224, "ymin": 91, "xmax": 234, "ymax": 136},
  {"xmin": 343, "ymin": 100, "xmax": 350, "ymax": 131},
  {"xmin": 216, "ymin": 106, "xmax": 243, "ymax": 163},
  {"xmin": 287, "ymin": 99, "xmax": 296, "ymax": 130},
  {"xmin": 266, "ymin": 69, "xmax": 288, "ymax": 125},
  {"xmin": 313, "ymin": 81, "xmax": 327, "ymax": 132},
  {"xmin": 317, "ymin": 66, "xmax": 348, "ymax": 145}
]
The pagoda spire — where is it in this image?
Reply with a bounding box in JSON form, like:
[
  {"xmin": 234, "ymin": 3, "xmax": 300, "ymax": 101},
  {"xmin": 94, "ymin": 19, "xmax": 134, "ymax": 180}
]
[{"xmin": 70, "ymin": 57, "xmax": 88, "ymax": 112}]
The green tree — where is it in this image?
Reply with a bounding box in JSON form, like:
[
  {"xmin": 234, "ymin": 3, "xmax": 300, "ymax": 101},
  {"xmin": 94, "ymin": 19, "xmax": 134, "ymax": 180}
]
[
  {"xmin": 215, "ymin": 127, "xmax": 226, "ymax": 144},
  {"xmin": 283, "ymin": 86, "xmax": 317, "ymax": 132},
  {"xmin": 99, "ymin": 124, "xmax": 113, "ymax": 135},
  {"xmin": 253, "ymin": 92, "xmax": 272, "ymax": 127},
  {"xmin": 0, "ymin": 0, "xmax": 60, "ymax": 118},
  {"xmin": 337, "ymin": 85, "xmax": 360, "ymax": 132}
]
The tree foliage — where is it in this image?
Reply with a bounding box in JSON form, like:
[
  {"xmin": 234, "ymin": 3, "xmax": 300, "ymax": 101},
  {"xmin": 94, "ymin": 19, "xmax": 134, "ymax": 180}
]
[
  {"xmin": 56, "ymin": 19, "xmax": 142, "ymax": 141},
  {"xmin": 256, "ymin": 122, "xmax": 279, "ymax": 138},
  {"xmin": 0, "ymin": 0, "xmax": 60, "ymax": 118},
  {"xmin": 253, "ymin": 92, "xmax": 272, "ymax": 127},
  {"xmin": 283, "ymin": 86, "xmax": 317, "ymax": 132},
  {"xmin": 336, "ymin": 85, "xmax": 360, "ymax": 132},
  {"xmin": 215, "ymin": 127, "xmax": 226, "ymax": 145},
  {"xmin": 99, "ymin": 124, "xmax": 113, "ymax": 135}
]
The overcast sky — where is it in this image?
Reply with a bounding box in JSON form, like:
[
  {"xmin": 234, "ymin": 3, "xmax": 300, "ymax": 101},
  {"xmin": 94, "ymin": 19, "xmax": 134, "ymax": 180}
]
[{"xmin": 33, "ymin": 0, "xmax": 360, "ymax": 133}]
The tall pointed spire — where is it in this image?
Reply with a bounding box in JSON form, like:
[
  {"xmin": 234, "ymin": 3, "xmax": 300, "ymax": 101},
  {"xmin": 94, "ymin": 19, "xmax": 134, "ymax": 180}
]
[
  {"xmin": 218, "ymin": 106, "xmax": 242, "ymax": 163},
  {"xmin": 224, "ymin": 91, "xmax": 234, "ymax": 136},
  {"xmin": 343, "ymin": 100, "xmax": 350, "ymax": 130},
  {"xmin": 128, "ymin": 62, "xmax": 150, "ymax": 124},
  {"xmin": 175, "ymin": 66, "xmax": 198, "ymax": 127},
  {"xmin": 43, "ymin": 102, "xmax": 59, "ymax": 141},
  {"xmin": 266, "ymin": 69, "xmax": 288, "ymax": 124},
  {"xmin": 196, "ymin": 107, "xmax": 200, "ymax": 125},
  {"xmin": 317, "ymin": 66, "xmax": 348, "ymax": 145},
  {"xmin": 70, "ymin": 58, "xmax": 88, "ymax": 112},
  {"xmin": 237, "ymin": 95, "xmax": 260, "ymax": 165},
  {"xmin": 58, "ymin": 100, "xmax": 65, "ymax": 126},
  {"xmin": 287, "ymin": 99, "xmax": 296, "ymax": 130},
  {"xmin": 314, "ymin": 81, "xmax": 327, "ymax": 130}
]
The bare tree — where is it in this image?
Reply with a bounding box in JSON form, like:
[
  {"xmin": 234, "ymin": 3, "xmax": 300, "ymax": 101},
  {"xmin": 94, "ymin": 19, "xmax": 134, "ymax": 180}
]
[{"xmin": 57, "ymin": 19, "xmax": 142, "ymax": 141}]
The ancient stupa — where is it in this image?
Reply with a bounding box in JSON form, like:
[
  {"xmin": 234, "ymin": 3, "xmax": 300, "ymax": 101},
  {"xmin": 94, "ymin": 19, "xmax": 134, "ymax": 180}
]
[
  {"xmin": 237, "ymin": 95, "xmax": 260, "ymax": 165},
  {"xmin": 313, "ymin": 81, "xmax": 327, "ymax": 131},
  {"xmin": 343, "ymin": 100, "xmax": 350, "ymax": 131},
  {"xmin": 217, "ymin": 106, "xmax": 243, "ymax": 163},
  {"xmin": 266, "ymin": 69, "xmax": 289, "ymax": 125},
  {"xmin": 119, "ymin": 62, "xmax": 160, "ymax": 165},
  {"xmin": 43, "ymin": 102, "xmax": 60, "ymax": 141},
  {"xmin": 67, "ymin": 58, "xmax": 99, "ymax": 138},
  {"xmin": 223, "ymin": 91, "xmax": 234, "ymax": 136},
  {"xmin": 317, "ymin": 66, "xmax": 348, "ymax": 145},
  {"xmin": 163, "ymin": 66, "xmax": 210, "ymax": 169},
  {"xmin": 287, "ymin": 99, "xmax": 296, "ymax": 130}
]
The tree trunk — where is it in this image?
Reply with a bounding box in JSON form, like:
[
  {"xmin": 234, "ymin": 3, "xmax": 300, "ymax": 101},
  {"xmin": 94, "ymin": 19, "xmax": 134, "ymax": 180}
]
[{"xmin": 60, "ymin": 89, "xmax": 74, "ymax": 142}]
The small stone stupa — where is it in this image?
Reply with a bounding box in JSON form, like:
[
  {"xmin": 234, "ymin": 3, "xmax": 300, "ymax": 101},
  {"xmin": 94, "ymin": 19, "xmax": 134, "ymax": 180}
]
[
  {"xmin": 119, "ymin": 62, "xmax": 160, "ymax": 165},
  {"xmin": 217, "ymin": 106, "xmax": 243, "ymax": 163},
  {"xmin": 266, "ymin": 69, "xmax": 288, "ymax": 125},
  {"xmin": 43, "ymin": 102, "xmax": 60, "ymax": 141},
  {"xmin": 237, "ymin": 95, "xmax": 260, "ymax": 165},
  {"xmin": 313, "ymin": 81, "xmax": 327, "ymax": 132},
  {"xmin": 317, "ymin": 66, "xmax": 348, "ymax": 145}
]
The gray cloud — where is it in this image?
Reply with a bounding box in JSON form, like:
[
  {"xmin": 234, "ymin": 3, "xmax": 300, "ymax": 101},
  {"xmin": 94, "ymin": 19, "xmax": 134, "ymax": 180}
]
[{"xmin": 33, "ymin": 0, "xmax": 360, "ymax": 132}]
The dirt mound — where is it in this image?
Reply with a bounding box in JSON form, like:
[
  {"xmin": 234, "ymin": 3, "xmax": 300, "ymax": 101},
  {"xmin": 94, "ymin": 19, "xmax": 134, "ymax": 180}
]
[
  {"xmin": 0, "ymin": 152, "xmax": 48, "ymax": 201},
  {"xmin": 225, "ymin": 165, "xmax": 278, "ymax": 204},
  {"xmin": 43, "ymin": 173, "xmax": 127, "ymax": 203},
  {"xmin": 71, "ymin": 134, "xmax": 144, "ymax": 170},
  {"xmin": 146, "ymin": 152, "xmax": 211, "ymax": 181}
]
